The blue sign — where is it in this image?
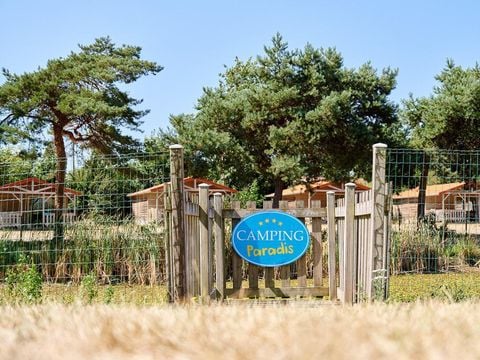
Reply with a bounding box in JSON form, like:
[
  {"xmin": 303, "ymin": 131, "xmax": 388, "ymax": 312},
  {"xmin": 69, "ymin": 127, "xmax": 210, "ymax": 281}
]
[{"xmin": 232, "ymin": 211, "xmax": 310, "ymax": 267}]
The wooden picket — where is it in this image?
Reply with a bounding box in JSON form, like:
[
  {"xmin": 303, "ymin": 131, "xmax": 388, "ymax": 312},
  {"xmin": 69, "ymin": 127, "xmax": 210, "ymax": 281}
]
[
  {"xmin": 222, "ymin": 199, "xmax": 328, "ymax": 300},
  {"xmin": 165, "ymin": 143, "xmax": 391, "ymax": 304},
  {"xmin": 330, "ymin": 144, "xmax": 390, "ymax": 304}
]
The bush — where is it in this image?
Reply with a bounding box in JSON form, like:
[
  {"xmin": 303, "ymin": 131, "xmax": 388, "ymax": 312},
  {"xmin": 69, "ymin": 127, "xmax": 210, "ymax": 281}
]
[
  {"xmin": 391, "ymin": 224, "xmax": 480, "ymax": 273},
  {"xmin": 5, "ymin": 254, "xmax": 43, "ymax": 304},
  {"xmin": 80, "ymin": 273, "xmax": 98, "ymax": 304}
]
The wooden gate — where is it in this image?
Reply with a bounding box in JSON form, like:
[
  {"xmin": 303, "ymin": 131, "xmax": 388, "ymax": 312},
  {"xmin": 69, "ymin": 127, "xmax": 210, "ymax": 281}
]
[
  {"xmin": 220, "ymin": 198, "xmax": 330, "ymax": 300},
  {"xmin": 164, "ymin": 143, "xmax": 391, "ymax": 304}
]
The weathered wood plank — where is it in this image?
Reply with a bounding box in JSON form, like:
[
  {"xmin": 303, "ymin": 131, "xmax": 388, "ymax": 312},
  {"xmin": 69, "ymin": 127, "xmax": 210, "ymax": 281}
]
[
  {"xmin": 279, "ymin": 201, "xmax": 290, "ymax": 288},
  {"xmin": 163, "ymin": 189, "xmax": 173, "ymax": 302},
  {"xmin": 295, "ymin": 200, "xmax": 307, "ymax": 287},
  {"xmin": 310, "ymin": 200, "xmax": 322, "ymax": 288},
  {"xmin": 369, "ymin": 143, "xmax": 387, "ymax": 299},
  {"xmin": 169, "ymin": 144, "xmax": 185, "ymax": 301},
  {"xmin": 232, "ymin": 201, "xmax": 242, "ymax": 290},
  {"xmin": 223, "ymin": 208, "xmax": 326, "ymax": 219},
  {"xmin": 343, "ymin": 183, "xmax": 356, "ymax": 305},
  {"xmin": 326, "ymin": 192, "xmax": 337, "ymax": 301},
  {"xmin": 246, "ymin": 201, "xmax": 259, "ymax": 289},
  {"xmin": 208, "ymin": 199, "xmax": 213, "ymax": 295},
  {"xmin": 262, "ymin": 201, "xmax": 273, "ymax": 209},
  {"xmin": 262, "ymin": 201, "xmax": 275, "ymax": 288},
  {"xmin": 225, "ymin": 286, "xmax": 329, "ymax": 299},
  {"xmin": 384, "ymin": 183, "xmax": 393, "ymax": 300},
  {"xmin": 199, "ymin": 184, "xmax": 210, "ymax": 303},
  {"xmin": 213, "ymin": 193, "xmax": 225, "ymax": 301}
]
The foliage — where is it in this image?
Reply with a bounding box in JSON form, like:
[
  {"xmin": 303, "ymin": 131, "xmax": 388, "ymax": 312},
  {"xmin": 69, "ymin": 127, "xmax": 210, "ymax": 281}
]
[
  {"xmin": 391, "ymin": 224, "xmax": 480, "ymax": 274},
  {"xmin": 154, "ymin": 34, "xmax": 400, "ymax": 202},
  {"xmin": 402, "ymin": 60, "xmax": 480, "ymax": 150},
  {"xmin": 5, "ymin": 254, "xmax": 43, "ymax": 304},
  {"xmin": 68, "ymin": 154, "xmax": 140, "ymax": 217},
  {"xmin": 389, "ymin": 273, "xmax": 480, "ymax": 302},
  {"xmin": 103, "ymin": 285, "xmax": 115, "ymax": 304},
  {"xmin": 0, "ymin": 37, "xmax": 162, "ymax": 241},
  {"xmin": 0, "ymin": 216, "xmax": 164, "ymax": 285},
  {"xmin": 81, "ymin": 272, "xmax": 98, "ymax": 304},
  {"xmin": 400, "ymin": 62, "xmax": 480, "ymax": 219},
  {"xmin": 0, "ymin": 147, "xmax": 35, "ymax": 184},
  {"xmin": 232, "ymin": 180, "xmax": 264, "ymax": 207},
  {"xmin": 0, "ymin": 37, "xmax": 162, "ymax": 154}
]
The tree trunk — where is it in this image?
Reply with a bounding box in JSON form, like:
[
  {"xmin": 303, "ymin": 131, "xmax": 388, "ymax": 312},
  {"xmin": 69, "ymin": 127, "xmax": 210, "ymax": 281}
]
[
  {"xmin": 53, "ymin": 125, "xmax": 67, "ymax": 245},
  {"xmin": 417, "ymin": 151, "xmax": 430, "ymax": 225},
  {"xmin": 272, "ymin": 178, "xmax": 285, "ymax": 209}
]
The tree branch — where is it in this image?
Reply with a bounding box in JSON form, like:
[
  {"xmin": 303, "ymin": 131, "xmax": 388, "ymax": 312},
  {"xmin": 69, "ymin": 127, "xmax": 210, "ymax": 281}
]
[
  {"xmin": 62, "ymin": 129, "xmax": 91, "ymax": 143},
  {"xmin": 0, "ymin": 113, "xmax": 15, "ymax": 124}
]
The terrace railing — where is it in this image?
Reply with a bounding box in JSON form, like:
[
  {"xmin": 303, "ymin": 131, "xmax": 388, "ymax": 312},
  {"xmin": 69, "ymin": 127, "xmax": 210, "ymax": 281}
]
[{"xmin": 0, "ymin": 212, "xmax": 21, "ymax": 228}]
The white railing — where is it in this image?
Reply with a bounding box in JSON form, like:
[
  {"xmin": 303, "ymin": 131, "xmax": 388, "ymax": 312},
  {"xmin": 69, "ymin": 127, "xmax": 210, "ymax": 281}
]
[
  {"xmin": 42, "ymin": 213, "xmax": 76, "ymax": 226},
  {"xmin": 0, "ymin": 212, "xmax": 22, "ymax": 228},
  {"xmin": 435, "ymin": 209, "xmax": 467, "ymax": 223}
]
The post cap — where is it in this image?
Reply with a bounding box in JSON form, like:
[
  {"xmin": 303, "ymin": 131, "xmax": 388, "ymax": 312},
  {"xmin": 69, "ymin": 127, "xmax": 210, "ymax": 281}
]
[
  {"xmin": 198, "ymin": 183, "xmax": 210, "ymax": 188},
  {"xmin": 213, "ymin": 192, "xmax": 223, "ymax": 196},
  {"xmin": 169, "ymin": 144, "xmax": 184, "ymax": 150},
  {"xmin": 373, "ymin": 143, "xmax": 388, "ymax": 149},
  {"xmin": 345, "ymin": 182, "xmax": 356, "ymax": 188},
  {"xmin": 326, "ymin": 191, "xmax": 335, "ymax": 195}
]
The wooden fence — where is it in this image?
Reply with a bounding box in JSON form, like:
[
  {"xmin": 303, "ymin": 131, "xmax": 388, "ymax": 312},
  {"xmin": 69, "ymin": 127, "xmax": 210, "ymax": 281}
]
[
  {"xmin": 333, "ymin": 183, "xmax": 391, "ymax": 304},
  {"xmin": 164, "ymin": 143, "xmax": 391, "ymax": 304}
]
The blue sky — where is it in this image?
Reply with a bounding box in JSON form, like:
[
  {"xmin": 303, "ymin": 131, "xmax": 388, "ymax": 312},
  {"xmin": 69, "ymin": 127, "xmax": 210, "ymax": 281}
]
[{"xmin": 2, "ymin": 0, "xmax": 480, "ymax": 140}]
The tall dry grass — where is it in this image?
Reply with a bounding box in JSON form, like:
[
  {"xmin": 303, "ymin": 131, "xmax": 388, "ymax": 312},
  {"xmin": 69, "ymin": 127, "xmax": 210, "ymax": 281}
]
[
  {"xmin": 0, "ymin": 302, "xmax": 479, "ymax": 359},
  {"xmin": 0, "ymin": 217, "xmax": 165, "ymax": 285}
]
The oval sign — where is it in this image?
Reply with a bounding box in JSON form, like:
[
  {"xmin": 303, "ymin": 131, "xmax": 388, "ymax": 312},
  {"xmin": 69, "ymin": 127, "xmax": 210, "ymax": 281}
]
[{"xmin": 232, "ymin": 211, "xmax": 310, "ymax": 267}]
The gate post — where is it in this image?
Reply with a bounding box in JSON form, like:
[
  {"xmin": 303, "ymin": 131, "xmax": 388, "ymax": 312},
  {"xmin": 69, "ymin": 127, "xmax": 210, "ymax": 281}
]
[
  {"xmin": 343, "ymin": 183, "xmax": 356, "ymax": 305},
  {"xmin": 326, "ymin": 191, "xmax": 337, "ymax": 301},
  {"xmin": 369, "ymin": 143, "xmax": 388, "ymax": 300},
  {"xmin": 213, "ymin": 193, "xmax": 225, "ymax": 301},
  {"xmin": 199, "ymin": 183, "xmax": 210, "ymax": 303},
  {"xmin": 169, "ymin": 144, "xmax": 185, "ymax": 302}
]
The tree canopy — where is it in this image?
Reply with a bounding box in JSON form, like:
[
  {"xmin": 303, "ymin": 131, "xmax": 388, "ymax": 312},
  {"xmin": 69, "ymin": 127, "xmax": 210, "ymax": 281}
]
[
  {"xmin": 401, "ymin": 60, "xmax": 480, "ymax": 220},
  {"xmin": 157, "ymin": 34, "xmax": 400, "ymax": 205},
  {"xmin": 0, "ymin": 37, "xmax": 162, "ymax": 238},
  {"xmin": 403, "ymin": 60, "xmax": 480, "ymax": 150}
]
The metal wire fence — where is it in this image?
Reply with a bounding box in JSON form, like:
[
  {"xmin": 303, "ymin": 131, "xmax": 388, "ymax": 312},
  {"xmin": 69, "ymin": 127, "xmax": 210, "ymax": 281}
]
[
  {"xmin": 387, "ymin": 148, "xmax": 480, "ymax": 274},
  {"xmin": 0, "ymin": 150, "xmax": 170, "ymax": 304},
  {"xmin": 4, "ymin": 145, "xmax": 480, "ymax": 304}
]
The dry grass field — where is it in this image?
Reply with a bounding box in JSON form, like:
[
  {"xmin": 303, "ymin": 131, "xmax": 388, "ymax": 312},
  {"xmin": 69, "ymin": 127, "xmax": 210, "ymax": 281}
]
[{"xmin": 1, "ymin": 302, "xmax": 479, "ymax": 360}]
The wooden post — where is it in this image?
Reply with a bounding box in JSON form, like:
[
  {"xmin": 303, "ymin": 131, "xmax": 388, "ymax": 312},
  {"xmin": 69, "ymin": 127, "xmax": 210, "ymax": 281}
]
[
  {"xmin": 311, "ymin": 200, "xmax": 323, "ymax": 288},
  {"xmin": 369, "ymin": 143, "xmax": 387, "ymax": 300},
  {"xmin": 344, "ymin": 183, "xmax": 356, "ymax": 305},
  {"xmin": 384, "ymin": 183, "xmax": 393, "ymax": 300},
  {"xmin": 199, "ymin": 183, "xmax": 210, "ymax": 303},
  {"xmin": 263, "ymin": 201, "xmax": 275, "ymax": 289},
  {"xmin": 247, "ymin": 201, "xmax": 259, "ymax": 290},
  {"xmin": 279, "ymin": 200, "xmax": 290, "ymax": 288},
  {"xmin": 326, "ymin": 191, "xmax": 337, "ymax": 301},
  {"xmin": 296, "ymin": 200, "xmax": 307, "ymax": 287},
  {"xmin": 213, "ymin": 193, "xmax": 225, "ymax": 301},
  {"xmin": 232, "ymin": 201, "xmax": 242, "ymax": 290},
  {"xmin": 169, "ymin": 144, "xmax": 186, "ymax": 302},
  {"xmin": 164, "ymin": 189, "xmax": 173, "ymax": 302}
]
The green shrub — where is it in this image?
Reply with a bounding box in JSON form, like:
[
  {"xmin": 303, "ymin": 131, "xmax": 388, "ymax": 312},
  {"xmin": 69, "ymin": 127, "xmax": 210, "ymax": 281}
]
[
  {"xmin": 0, "ymin": 215, "xmax": 165, "ymax": 285},
  {"xmin": 5, "ymin": 254, "xmax": 43, "ymax": 304},
  {"xmin": 450, "ymin": 238, "xmax": 480, "ymax": 266},
  {"xmin": 104, "ymin": 285, "xmax": 115, "ymax": 304},
  {"xmin": 391, "ymin": 224, "xmax": 480, "ymax": 273},
  {"xmin": 81, "ymin": 273, "xmax": 98, "ymax": 304}
]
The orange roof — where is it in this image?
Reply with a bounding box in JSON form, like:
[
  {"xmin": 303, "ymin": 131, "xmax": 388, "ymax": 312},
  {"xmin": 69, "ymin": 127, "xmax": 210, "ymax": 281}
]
[
  {"xmin": 0, "ymin": 177, "xmax": 81, "ymax": 196},
  {"xmin": 127, "ymin": 177, "xmax": 237, "ymax": 198},
  {"xmin": 393, "ymin": 182, "xmax": 465, "ymax": 199},
  {"xmin": 268, "ymin": 180, "xmax": 370, "ymax": 198}
]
